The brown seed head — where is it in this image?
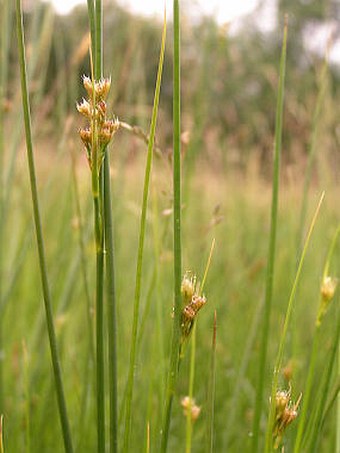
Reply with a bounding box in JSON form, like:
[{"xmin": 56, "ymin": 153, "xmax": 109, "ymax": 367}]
[
  {"xmin": 82, "ymin": 75, "xmax": 93, "ymax": 97},
  {"xmin": 95, "ymin": 77, "xmax": 111, "ymax": 99},
  {"xmin": 76, "ymin": 98, "xmax": 92, "ymax": 118},
  {"xmin": 321, "ymin": 276, "xmax": 337, "ymax": 302}
]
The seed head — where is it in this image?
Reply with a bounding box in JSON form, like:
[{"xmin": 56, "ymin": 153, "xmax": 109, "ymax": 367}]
[
  {"xmin": 272, "ymin": 389, "xmax": 301, "ymax": 450},
  {"xmin": 317, "ymin": 276, "xmax": 338, "ymax": 326},
  {"xmin": 77, "ymin": 75, "xmax": 118, "ymax": 170},
  {"xmin": 321, "ymin": 276, "xmax": 337, "ymax": 302},
  {"xmin": 95, "ymin": 77, "xmax": 111, "ymax": 100},
  {"xmin": 82, "ymin": 75, "xmax": 93, "ymax": 97},
  {"xmin": 181, "ymin": 272, "xmax": 196, "ymax": 304},
  {"xmin": 76, "ymin": 98, "xmax": 92, "ymax": 118},
  {"xmin": 181, "ymin": 396, "xmax": 201, "ymax": 422}
]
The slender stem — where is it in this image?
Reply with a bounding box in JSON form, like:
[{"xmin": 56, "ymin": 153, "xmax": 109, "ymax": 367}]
[
  {"xmin": 185, "ymin": 323, "xmax": 196, "ymax": 453},
  {"xmin": 15, "ymin": 1, "xmax": 73, "ymax": 451},
  {"xmin": 251, "ymin": 17, "xmax": 287, "ymax": 453},
  {"xmin": 92, "ymin": 147, "xmax": 105, "ymax": 453},
  {"xmin": 161, "ymin": 1, "xmax": 181, "ymax": 451},
  {"xmin": 264, "ymin": 192, "xmax": 325, "ymax": 453},
  {"xmin": 296, "ymin": 55, "xmax": 328, "ymax": 255},
  {"xmin": 123, "ymin": 16, "xmax": 166, "ymax": 452},
  {"xmin": 207, "ymin": 311, "xmax": 217, "ymax": 453},
  {"xmin": 293, "ymin": 224, "xmax": 340, "ymax": 453},
  {"xmin": 0, "ymin": 0, "xmax": 11, "ymax": 411},
  {"xmin": 104, "ymin": 156, "xmax": 118, "ymax": 453}
]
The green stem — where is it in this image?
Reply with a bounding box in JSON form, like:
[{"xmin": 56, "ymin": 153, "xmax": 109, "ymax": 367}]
[
  {"xmin": 185, "ymin": 322, "xmax": 196, "ymax": 453},
  {"xmin": 103, "ymin": 156, "xmax": 118, "ymax": 453},
  {"xmin": 160, "ymin": 1, "xmax": 182, "ymax": 451},
  {"xmin": 0, "ymin": 0, "xmax": 11, "ymax": 412},
  {"xmin": 294, "ymin": 225, "xmax": 340, "ymax": 453},
  {"xmin": 123, "ymin": 16, "xmax": 166, "ymax": 452},
  {"xmin": 251, "ymin": 17, "xmax": 288, "ymax": 453},
  {"xmin": 264, "ymin": 192, "xmax": 325, "ymax": 453},
  {"xmin": 296, "ymin": 56, "xmax": 328, "ymax": 255},
  {"xmin": 93, "ymin": 170, "xmax": 105, "ymax": 453},
  {"xmin": 207, "ymin": 312, "xmax": 217, "ymax": 453},
  {"xmin": 15, "ymin": 1, "xmax": 73, "ymax": 451}
]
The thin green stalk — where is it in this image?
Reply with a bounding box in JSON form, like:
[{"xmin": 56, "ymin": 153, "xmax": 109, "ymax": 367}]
[
  {"xmin": 185, "ymin": 322, "xmax": 197, "ymax": 453},
  {"xmin": 123, "ymin": 16, "xmax": 166, "ymax": 452},
  {"xmin": 293, "ymin": 225, "xmax": 340, "ymax": 453},
  {"xmin": 160, "ymin": 2, "xmax": 182, "ymax": 451},
  {"xmin": 88, "ymin": 2, "xmax": 107, "ymax": 451},
  {"xmin": 207, "ymin": 311, "xmax": 217, "ymax": 453},
  {"xmin": 104, "ymin": 155, "xmax": 118, "ymax": 453},
  {"xmin": 92, "ymin": 147, "xmax": 105, "ymax": 453},
  {"xmin": 15, "ymin": 1, "xmax": 73, "ymax": 452},
  {"xmin": 264, "ymin": 192, "xmax": 325, "ymax": 453},
  {"xmin": 309, "ymin": 315, "xmax": 340, "ymax": 452},
  {"xmin": 0, "ymin": 0, "xmax": 11, "ymax": 411},
  {"xmin": 296, "ymin": 55, "xmax": 329, "ymax": 254},
  {"xmin": 22, "ymin": 341, "xmax": 31, "ymax": 453},
  {"xmin": 251, "ymin": 17, "xmax": 288, "ymax": 453}
]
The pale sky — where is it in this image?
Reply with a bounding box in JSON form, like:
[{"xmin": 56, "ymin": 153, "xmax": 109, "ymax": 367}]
[
  {"xmin": 46, "ymin": 0, "xmax": 339, "ymax": 63},
  {"xmin": 47, "ymin": 0, "xmax": 261, "ymax": 23}
]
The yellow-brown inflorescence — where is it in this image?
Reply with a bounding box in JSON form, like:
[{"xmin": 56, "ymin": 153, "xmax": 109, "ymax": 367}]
[
  {"xmin": 181, "ymin": 396, "xmax": 201, "ymax": 422},
  {"xmin": 273, "ymin": 389, "xmax": 301, "ymax": 450},
  {"xmin": 77, "ymin": 75, "xmax": 119, "ymax": 169},
  {"xmin": 317, "ymin": 276, "xmax": 338, "ymax": 327},
  {"xmin": 180, "ymin": 272, "xmax": 207, "ymax": 343}
]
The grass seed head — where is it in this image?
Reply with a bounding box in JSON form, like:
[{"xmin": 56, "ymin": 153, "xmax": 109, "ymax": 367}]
[
  {"xmin": 77, "ymin": 75, "xmax": 119, "ymax": 169},
  {"xmin": 317, "ymin": 276, "xmax": 338, "ymax": 326},
  {"xmin": 181, "ymin": 396, "xmax": 201, "ymax": 421},
  {"xmin": 180, "ymin": 271, "xmax": 207, "ymax": 343},
  {"xmin": 272, "ymin": 389, "xmax": 301, "ymax": 450}
]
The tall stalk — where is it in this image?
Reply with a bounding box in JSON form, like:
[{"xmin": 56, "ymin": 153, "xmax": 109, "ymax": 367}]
[
  {"xmin": 161, "ymin": 2, "xmax": 182, "ymax": 451},
  {"xmin": 0, "ymin": 0, "xmax": 11, "ymax": 411},
  {"xmin": 264, "ymin": 192, "xmax": 324, "ymax": 453},
  {"xmin": 15, "ymin": 1, "xmax": 73, "ymax": 451},
  {"xmin": 293, "ymin": 225, "xmax": 339, "ymax": 453},
  {"xmin": 123, "ymin": 16, "xmax": 166, "ymax": 452},
  {"xmin": 252, "ymin": 17, "xmax": 288, "ymax": 453}
]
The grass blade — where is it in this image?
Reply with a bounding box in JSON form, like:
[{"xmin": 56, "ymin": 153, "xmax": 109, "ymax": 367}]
[
  {"xmin": 207, "ymin": 311, "xmax": 217, "ymax": 453},
  {"xmin": 264, "ymin": 192, "xmax": 325, "ymax": 453},
  {"xmin": 15, "ymin": 1, "xmax": 73, "ymax": 451},
  {"xmin": 160, "ymin": 2, "xmax": 182, "ymax": 451},
  {"xmin": 123, "ymin": 14, "xmax": 167, "ymax": 452},
  {"xmin": 251, "ymin": 16, "xmax": 288, "ymax": 452}
]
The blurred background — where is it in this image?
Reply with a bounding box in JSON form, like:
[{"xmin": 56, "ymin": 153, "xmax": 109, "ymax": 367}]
[
  {"xmin": 14, "ymin": 0, "xmax": 340, "ymax": 179},
  {"xmin": 1, "ymin": 1, "xmax": 339, "ymax": 451}
]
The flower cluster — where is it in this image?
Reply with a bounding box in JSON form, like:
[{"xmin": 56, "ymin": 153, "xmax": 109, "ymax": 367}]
[
  {"xmin": 77, "ymin": 75, "xmax": 119, "ymax": 170},
  {"xmin": 273, "ymin": 389, "xmax": 301, "ymax": 450},
  {"xmin": 316, "ymin": 276, "xmax": 338, "ymax": 326},
  {"xmin": 180, "ymin": 272, "xmax": 207, "ymax": 343},
  {"xmin": 181, "ymin": 396, "xmax": 201, "ymax": 421}
]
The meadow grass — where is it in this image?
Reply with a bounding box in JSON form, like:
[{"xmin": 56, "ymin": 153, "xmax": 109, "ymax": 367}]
[{"xmin": 0, "ymin": 1, "xmax": 338, "ymax": 452}]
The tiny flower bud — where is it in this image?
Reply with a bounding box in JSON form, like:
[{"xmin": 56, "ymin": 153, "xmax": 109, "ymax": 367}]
[
  {"xmin": 82, "ymin": 75, "xmax": 93, "ymax": 97},
  {"xmin": 76, "ymin": 98, "xmax": 92, "ymax": 118},
  {"xmin": 317, "ymin": 276, "xmax": 338, "ymax": 326},
  {"xmin": 181, "ymin": 396, "xmax": 201, "ymax": 421},
  {"xmin": 95, "ymin": 77, "xmax": 111, "ymax": 99},
  {"xmin": 181, "ymin": 273, "xmax": 196, "ymax": 304},
  {"xmin": 321, "ymin": 276, "xmax": 337, "ymax": 302},
  {"xmin": 79, "ymin": 127, "xmax": 91, "ymax": 146}
]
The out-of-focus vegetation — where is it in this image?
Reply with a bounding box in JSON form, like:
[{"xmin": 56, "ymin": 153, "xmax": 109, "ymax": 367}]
[
  {"xmin": 1, "ymin": 0, "xmax": 339, "ymax": 451},
  {"xmin": 10, "ymin": 0, "xmax": 339, "ymax": 174}
]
